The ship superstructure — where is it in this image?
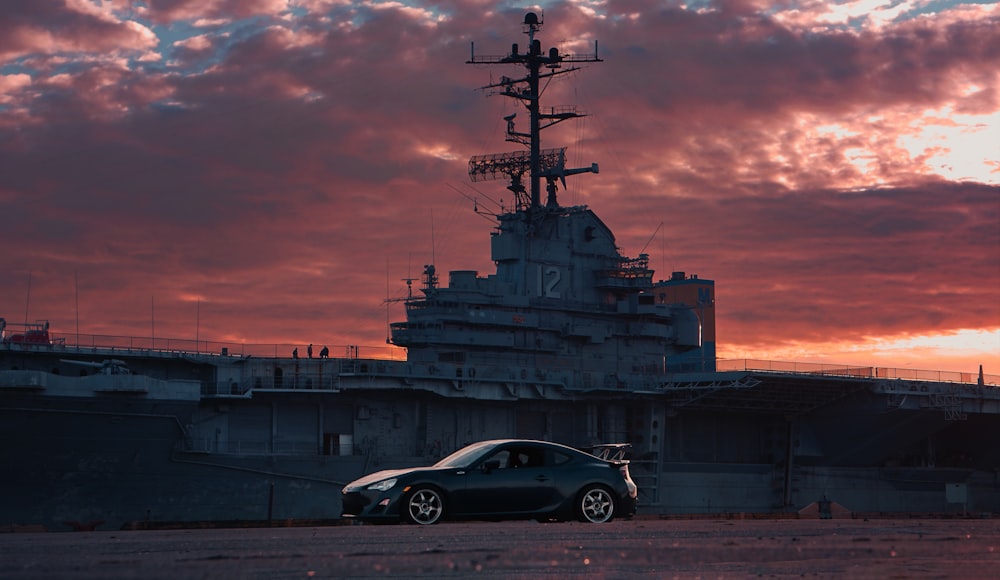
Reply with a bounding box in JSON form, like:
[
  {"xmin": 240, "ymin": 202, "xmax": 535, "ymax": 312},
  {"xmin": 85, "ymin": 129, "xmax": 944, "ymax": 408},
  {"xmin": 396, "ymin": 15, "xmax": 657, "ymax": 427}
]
[
  {"xmin": 391, "ymin": 13, "xmax": 713, "ymax": 381},
  {"xmin": 1, "ymin": 14, "xmax": 997, "ymax": 531}
]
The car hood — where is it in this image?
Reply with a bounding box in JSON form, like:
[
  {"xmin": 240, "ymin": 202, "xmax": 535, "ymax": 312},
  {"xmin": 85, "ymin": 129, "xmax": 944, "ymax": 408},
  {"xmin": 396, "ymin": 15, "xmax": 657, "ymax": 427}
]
[{"xmin": 344, "ymin": 467, "xmax": 436, "ymax": 490}]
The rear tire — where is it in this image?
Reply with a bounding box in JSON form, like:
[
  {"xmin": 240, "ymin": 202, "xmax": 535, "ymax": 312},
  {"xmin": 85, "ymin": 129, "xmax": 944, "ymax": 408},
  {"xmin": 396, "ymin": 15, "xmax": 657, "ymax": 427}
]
[
  {"xmin": 578, "ymin": 485, "xmax": 616, "ymax": 523},
  {"xmin": 404, "ymin": 487, "xmax": 444, "ymax": 525}
]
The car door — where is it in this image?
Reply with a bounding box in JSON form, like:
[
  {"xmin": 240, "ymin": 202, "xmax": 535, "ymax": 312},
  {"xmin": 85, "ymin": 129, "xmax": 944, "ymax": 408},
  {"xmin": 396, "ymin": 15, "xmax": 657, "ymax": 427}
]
[
  {"xmin": 457, "ymin": 444, "xmax": 557, "ymax": 516},
  {"xmin": 504, "ymin": 445, "xmax": 558, "ymax": 513},
  {"xmin": 446, "ymin": 448, "xmax": 509, "ymax": 516}
]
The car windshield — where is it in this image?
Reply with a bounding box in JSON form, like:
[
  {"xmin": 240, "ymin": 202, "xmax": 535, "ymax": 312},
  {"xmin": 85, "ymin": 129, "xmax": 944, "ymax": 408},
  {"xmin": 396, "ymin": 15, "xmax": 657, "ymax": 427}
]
[{"xmin": 433, "ymin": 441, "xmax": 499, "ymax": 468}]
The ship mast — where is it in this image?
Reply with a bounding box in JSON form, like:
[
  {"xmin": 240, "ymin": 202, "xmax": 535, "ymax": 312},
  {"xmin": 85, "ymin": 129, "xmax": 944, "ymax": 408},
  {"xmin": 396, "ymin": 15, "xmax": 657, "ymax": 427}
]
[{"xmin": 467, "ymin": 12, "xmax": 602, "ymax": 210}]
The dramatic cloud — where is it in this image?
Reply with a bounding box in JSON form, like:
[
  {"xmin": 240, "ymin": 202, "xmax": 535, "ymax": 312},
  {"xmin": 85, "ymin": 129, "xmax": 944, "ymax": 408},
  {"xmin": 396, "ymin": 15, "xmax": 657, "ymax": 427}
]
[
  {"xmin": 1, "ymin": 0, "xmax": 997, "ymax": 372},
  {"xmin": 0, "ymin": 0, "xmax": 158, "ymax": 63}
]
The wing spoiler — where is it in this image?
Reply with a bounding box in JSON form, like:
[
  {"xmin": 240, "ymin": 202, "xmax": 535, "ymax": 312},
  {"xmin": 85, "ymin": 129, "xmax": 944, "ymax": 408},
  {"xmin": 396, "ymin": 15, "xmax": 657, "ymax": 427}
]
[{"xmin": 589, "ymin": 443, "xmax": 631, "ymax": 464}]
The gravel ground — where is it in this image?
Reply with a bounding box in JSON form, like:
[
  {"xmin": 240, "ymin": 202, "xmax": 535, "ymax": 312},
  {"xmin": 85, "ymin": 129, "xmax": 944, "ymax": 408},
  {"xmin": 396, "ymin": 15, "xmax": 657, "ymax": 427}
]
[{"xmin": 2, "ymin": 517, "xmax": 997, "ymax": 578}]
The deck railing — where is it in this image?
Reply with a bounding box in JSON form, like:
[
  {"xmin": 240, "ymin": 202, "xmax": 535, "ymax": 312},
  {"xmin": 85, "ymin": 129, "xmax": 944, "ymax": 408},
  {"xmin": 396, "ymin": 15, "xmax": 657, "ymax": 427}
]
[
  {"xmin": 2, "ymin": 331, "xmax": 406, "ymax": 361},
  {"xmin": 717, "ymin": 359, "xmax": 999, "ymax": 386},
  {"xmin": 3, "ymin": 331, "xmax": 993, "ymax": 387}
]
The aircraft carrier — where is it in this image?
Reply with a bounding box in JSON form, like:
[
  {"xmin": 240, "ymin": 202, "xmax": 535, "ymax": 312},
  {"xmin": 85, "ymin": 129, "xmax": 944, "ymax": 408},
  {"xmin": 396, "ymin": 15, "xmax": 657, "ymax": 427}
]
[{"xmin": 2, "ymin": 13, "xmax": 998, "ymax": 531}]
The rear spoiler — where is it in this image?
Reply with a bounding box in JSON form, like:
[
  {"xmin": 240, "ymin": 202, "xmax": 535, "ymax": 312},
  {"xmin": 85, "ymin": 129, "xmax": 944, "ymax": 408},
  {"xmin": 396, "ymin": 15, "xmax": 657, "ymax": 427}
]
[{"xmin": 589, "ymin": 443, "xmax": 631, "ymax": 464}]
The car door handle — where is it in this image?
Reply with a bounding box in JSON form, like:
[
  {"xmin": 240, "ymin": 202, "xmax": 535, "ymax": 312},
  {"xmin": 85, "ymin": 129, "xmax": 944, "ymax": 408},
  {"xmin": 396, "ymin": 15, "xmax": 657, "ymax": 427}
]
[{"xmin": 535, "ymin": 475, "xmax": 550, "ymax": 482}]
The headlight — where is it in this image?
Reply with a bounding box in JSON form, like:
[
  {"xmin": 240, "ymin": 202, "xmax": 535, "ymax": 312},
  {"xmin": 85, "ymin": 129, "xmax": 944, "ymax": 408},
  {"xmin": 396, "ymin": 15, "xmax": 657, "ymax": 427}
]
[{"xmin": 367, "ymin": 478, "xmax": 397, "ymax": 492}]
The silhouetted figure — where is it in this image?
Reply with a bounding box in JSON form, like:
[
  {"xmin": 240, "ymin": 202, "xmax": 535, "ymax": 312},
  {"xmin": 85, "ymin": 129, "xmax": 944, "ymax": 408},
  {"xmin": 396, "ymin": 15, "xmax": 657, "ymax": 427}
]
[
  {"xmin": 307, "ymin": 344, "xmax": 313, "ymax": 358},
  {"xmin": 292, "ymin": 347, "xmax": 298, "ymax": 359},
  {"xmin": 319, "ymin": 346, "xmax": 329, "ymax": 358}
]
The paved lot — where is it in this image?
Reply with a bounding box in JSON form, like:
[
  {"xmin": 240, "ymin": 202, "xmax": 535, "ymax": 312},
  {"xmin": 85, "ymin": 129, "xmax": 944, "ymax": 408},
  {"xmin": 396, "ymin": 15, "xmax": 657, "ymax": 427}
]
[{"xmin": 1, "ymin": 517, "xmax": 997, "ymax": 578}]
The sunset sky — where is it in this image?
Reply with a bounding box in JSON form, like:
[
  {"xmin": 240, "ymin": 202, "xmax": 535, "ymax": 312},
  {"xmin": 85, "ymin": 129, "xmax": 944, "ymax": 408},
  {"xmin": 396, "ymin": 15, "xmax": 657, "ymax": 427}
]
[{"xmin": 1, "ymin": 0, "xmax": 997, "ymax": 374}]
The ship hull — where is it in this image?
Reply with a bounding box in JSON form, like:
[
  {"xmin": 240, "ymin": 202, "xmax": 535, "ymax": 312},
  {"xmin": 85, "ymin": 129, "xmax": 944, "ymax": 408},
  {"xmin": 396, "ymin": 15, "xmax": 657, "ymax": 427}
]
[
  {"xmin": 0, "ymin": 395, "xmax": 359, "ymax": 531},
  {"xmin": 3, "ymin": 359, "xmax": 997, "ymax": 531}
]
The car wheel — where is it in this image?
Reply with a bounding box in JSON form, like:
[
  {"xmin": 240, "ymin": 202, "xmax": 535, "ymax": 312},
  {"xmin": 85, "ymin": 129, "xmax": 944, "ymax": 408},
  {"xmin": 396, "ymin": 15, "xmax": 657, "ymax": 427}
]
[
  {"xmin": 578, "ymin": 485, "xmax": 616, "ymax": 523},
  {"xmin": 404, "ymin": 487, "xmax": 444, "ymax": 525}
]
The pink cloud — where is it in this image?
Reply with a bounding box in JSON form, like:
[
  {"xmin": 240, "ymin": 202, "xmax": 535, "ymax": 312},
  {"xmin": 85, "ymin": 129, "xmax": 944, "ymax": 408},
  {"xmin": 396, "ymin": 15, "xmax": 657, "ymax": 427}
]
[
  {"xmin": 138, "ymin": 0, "xmax": 289, "ymax": 24},
  {"xmin": 0, "ymin": 73, "xmax": 31, "ymax": 99},
  {"xmin": 0, "ymin": 0, "xmax": 157, "ymax": 63}
]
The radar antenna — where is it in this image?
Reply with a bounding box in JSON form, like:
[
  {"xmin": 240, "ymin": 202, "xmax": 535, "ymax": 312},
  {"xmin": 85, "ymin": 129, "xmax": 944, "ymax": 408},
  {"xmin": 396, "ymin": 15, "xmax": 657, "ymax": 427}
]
[{"xmin": 467, "ymin": 12, "xmax": 602, "ymax": 210}]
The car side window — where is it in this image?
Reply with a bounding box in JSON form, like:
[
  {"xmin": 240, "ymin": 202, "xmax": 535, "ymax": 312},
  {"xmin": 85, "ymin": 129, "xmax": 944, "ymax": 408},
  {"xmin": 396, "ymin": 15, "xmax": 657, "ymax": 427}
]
[
  {"xmin": 551, "ymin": 451, "xmax": 571, "ymax": 465},
  {"xmin": 507, "ymin": 447, "xmax": 545, "ymax": 468},
  {"xmin": 487, "ymin": 449, "xmax": 511, "ymax": 468}
]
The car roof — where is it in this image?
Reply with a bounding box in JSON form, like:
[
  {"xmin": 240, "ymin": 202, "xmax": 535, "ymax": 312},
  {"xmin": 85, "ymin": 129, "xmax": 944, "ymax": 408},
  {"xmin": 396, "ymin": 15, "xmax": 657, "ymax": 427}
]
[{"xmin": 476, "ymin": 439, "xmax": 591, "ymax": 455}]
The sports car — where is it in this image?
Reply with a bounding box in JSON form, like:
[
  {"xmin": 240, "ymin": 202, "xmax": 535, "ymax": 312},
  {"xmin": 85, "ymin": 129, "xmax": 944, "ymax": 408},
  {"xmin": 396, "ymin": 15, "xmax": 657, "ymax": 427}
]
[{"xmin": 340, "ymin": 439, "xmax": 637, "ymax": 524}]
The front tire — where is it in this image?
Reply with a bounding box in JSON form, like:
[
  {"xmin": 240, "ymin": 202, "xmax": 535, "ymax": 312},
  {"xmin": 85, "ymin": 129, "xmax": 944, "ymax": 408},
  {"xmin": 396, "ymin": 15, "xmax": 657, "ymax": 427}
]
[
  {"xmin": 578, "ymin": 485, "xmax": 616, "ymax": 523},
  {"xmin": 404, "ymin": 487, "xmax": 444, "ymax": 525}
]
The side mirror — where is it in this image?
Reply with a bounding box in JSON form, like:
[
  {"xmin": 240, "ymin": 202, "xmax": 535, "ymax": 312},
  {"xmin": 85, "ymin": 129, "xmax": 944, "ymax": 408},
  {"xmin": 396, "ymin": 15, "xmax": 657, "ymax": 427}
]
[{"xmin": 481, "ymin": 459, "xmax": 501, "ymax": 473}]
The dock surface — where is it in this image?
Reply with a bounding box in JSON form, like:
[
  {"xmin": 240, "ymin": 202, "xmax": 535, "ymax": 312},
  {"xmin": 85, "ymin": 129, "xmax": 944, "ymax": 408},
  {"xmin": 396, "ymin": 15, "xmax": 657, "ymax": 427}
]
[{"xmin": 2, "ymin": 518, "xmax": 997, "ymax": 578}]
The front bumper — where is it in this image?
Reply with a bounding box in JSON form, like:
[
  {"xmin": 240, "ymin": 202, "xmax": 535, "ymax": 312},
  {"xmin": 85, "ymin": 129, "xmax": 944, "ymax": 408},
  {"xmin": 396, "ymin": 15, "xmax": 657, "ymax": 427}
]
[{"xmin": 341, "ymin": 489, "xmax": 404, "ymax": 522}]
